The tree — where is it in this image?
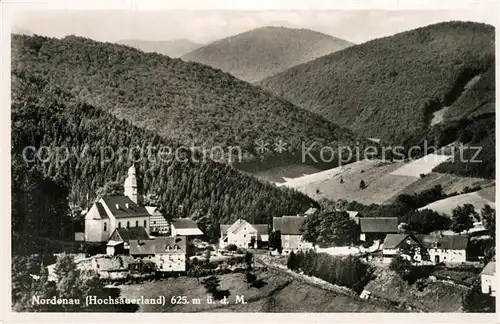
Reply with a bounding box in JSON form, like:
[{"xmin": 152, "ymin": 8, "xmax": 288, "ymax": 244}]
[
  {"xmin": 204, "ymin": 249, "xmax": 211, "ymax": 264},
  {"xmin": 245, "ymin": 271, "xmax": 257, "ymax": 288},
  {"xmin": 244, "ymin": 251, "xmax": 253, "ymax": 269},
  {"xmin": 187, "ymin": 259, "xmax": 203, "ymax": 283},
  {"xmin": 359, "ymin": 180, "xmax": 366, "ymax": 189},
  {"xmin": 462, "ymin": 278, "xmax": 496, "ymax": 312},
  {"xmin": 287, "ymin": 251, "xmax": 297, "ymax": 270},
  {"xmin": 301, "ymin": 210, "xmax": 359, "ymax": 247},
  {"xmin": 451, "ymin": 204, "xmax": 475, "ymax": 234},
  {"xmin": 95, "ymin": 181, "xmax": 124, "ymax": 199},
  {"xmin": 481, "ymin": 205, "xmax": 495, "ymax": 239},
  {"xmin": 269, "ymin": 231, "xmax": 282, "ymax": 252},
  {"xmin": 201, "ymin": 276, "xmax": 220, "ymax": 296},
  {"xmin": 400, "ymin": 209, "xmax": 451, "ymax": 234},
  {"xmin": 389, "ymin": 255, "xmax": 413, "ymax": 278}
]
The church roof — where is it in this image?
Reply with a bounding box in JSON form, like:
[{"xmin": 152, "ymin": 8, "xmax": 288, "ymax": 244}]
[{"xmin": 101, "ymin": 196, "xmax": 149, "ymax": 218}]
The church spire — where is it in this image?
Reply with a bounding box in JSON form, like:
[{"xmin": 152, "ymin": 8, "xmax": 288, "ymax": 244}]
[{"xmin": 124, "ymin": 165, "xmax": 142, "ymax": 205}]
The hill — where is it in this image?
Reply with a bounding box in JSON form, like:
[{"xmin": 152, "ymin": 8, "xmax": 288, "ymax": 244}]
[
  {"xmin": 259, "ymin": 21, "xmax": 495, "ymax": 142},
  {"xmin": 182, "ymin": 26, "xmax": 353, "ymax": 83},
  {"xmin": 117, "ymin": 39, "xmax": 202, "ymax": 57},
  {"xmin": 12, "ymin": 34, "xmax": 364, "ymax": 168},
  {"xmin": 419, "ymin": 187, "xmax": 495, "ymax": 216},
  {"xmin": 11, "ymin": 72, "xmax": 319, "ymax": 253}
]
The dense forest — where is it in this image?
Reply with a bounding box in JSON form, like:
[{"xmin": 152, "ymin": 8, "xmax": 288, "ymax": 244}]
[
  {"xmin": 11, "ymin": 72, "xmax": 319, "ymax": 253},
  {"xmin": 259, "ymin": 22, "xmax": 495, "ymax": 143},
  {"xmin": 11, "ymin": 34, "xmax": 364, "ymax": 167},
  {"xmin": 182, "ymin": 26, "xmax": 353, "ymax": 83}
]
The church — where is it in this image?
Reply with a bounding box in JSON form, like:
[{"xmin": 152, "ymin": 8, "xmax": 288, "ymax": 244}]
[{"xmin": 84, "ymin": 165, "xmax": 151, "ymax": 242}]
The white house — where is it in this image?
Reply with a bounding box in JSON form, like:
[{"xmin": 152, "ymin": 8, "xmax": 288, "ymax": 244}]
[
  {"xmin": 419, "ymin": 234, "xmax": 469, "ymax": 264},
  {"xmin": 129, "ymin": 236, "xmax": 187, "ymax": 272},
  {"xmin": 147, "ymin": 206, "xmax": 170, "ymax": 234},
  {"xmin": 170, "ymin": 218, "xmax": 203, "ymax": 237},
  {"xmin": 382, "ymin": 233, "xmax": 426, "ymax": 264},
  {"xmin": 84, "ymin": 165, "xmax": 150, "ymax": 242},
  {"xmin": 481, "ymin": 261, "xmax": 496, "ymax": 296},
  {"xmin": 219, "ymin": 219, "xmax": 269, "ymax": 249},
  {"xmin": 273, "ymin": 216, "xmax": 313, "ymax": 254}
]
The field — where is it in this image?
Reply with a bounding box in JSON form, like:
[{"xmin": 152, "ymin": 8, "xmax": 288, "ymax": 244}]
[
  {"xmin": 118, "ymin": 269, "xmax": 396, "ymax": 312},
  {"xmin": 275, "ymin": 157, "xmax": 494, "ymax": 206},
  {"xmin": 278, "ymin": 159, "xmax": 420, "ymax": 205},
  {"xmin": 419, "ymin": 187, "xmax": 495, "ymax": 216},
  {"xmin": 389, "ymin": 154, "xmax": 453, "ymax": 177}
]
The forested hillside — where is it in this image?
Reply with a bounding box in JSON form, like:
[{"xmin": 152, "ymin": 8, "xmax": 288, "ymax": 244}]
[
  {"xmin": 259, "ymin": 22, "xmax": 495, "ymax": 142},
  {"xmin": 182, "ymin": 26, "xmax": 353, "ymax": 82},
  {"xmin": 12, "ymin": 34, "xmax": 361, "ymax": 166},
  {"xmin": 117, "ymin": 39, "xmax": 202, "ymax": 58},
  {"xmin": 11, "ymin": 72, "xmax": 318, "ymax": 251}
]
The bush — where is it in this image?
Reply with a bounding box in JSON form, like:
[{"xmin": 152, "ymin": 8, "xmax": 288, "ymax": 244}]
[
  {"xmin": 226, "ymin": 244, "xmax": 238, "ymax": 251},
  {"xmin": 419, "ymin": 173, "xmax": 426, "ymax": 178}
]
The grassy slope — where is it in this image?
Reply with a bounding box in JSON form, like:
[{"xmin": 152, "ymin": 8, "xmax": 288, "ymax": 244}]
[
  {"xmin": 259, "ymin": 21, "xmax": 495, "ymax": 141},
  {"xmin": 365, "ymin": 268, "xmax": 469, "ymax": 312},
  {"xmin": 182, "ymin": 26, "xmax": 353, "ymax": 83},
  {"xmin": 118, "ymin": 270, "xmax": 396, "ymax": 312},
  {"xmin": 419, "ymin": 187, "xmax": 495, "ymax": 216},
  {"xmin": 12, "ymin": 34, "xmax": 361, "ymax": 165}
]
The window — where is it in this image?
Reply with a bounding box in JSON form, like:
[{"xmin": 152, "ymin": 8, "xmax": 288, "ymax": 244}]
[
  {"xmin": 135, "ymin": 221, "xmax": 139, "ymax": 227},
  {"xmin": 153, "ymin": 221, "xmax": 156, "ymax": 224},
  {"xmin": 126, "ymin": 221, "xmax": 130, "ymax": 228},
  {"xmin": 144, "ymin": 220, "xmax": 147, "ymax": 227},
  {"xmin": 118, "ymin": 222, "xmax": 122, "ymax": 228},
  {"xmin": 104, "ymin": 222, "xmax": 107, "ymax": 231}
]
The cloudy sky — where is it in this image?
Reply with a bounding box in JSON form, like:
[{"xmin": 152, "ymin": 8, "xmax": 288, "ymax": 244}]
[{"xmin": 12, "ymin": 10, "xmax": 497, "ymax": 44}]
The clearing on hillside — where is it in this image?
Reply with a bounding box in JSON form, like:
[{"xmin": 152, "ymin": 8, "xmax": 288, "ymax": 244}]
[
  {"xmin": 390, "ymin": 153, "xmax": 453, "ymax": 177},
  {"xmin": 420, "ymin": 187, "xmax": 496, "ymax": 216}
]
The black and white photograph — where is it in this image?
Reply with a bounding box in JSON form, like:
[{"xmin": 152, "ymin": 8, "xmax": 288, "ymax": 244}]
[{"xmin": 3, "ymin": 0, "xmax": 499, "ymax": 319}]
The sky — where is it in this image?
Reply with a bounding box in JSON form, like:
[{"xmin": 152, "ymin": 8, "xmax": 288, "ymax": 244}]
[{"xmin": 12, "ymin": 10, "xmax": 498, "ymax": 44}]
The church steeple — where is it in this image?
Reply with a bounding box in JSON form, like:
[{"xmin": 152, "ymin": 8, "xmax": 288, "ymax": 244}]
[{"xmin": 124, "ymin": 165, "xmax": 142, "ymax": 205}]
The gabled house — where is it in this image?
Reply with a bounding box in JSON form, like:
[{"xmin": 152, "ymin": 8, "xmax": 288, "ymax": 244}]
[
  {"xmin": 383, "ymin": 233, "xmax": 469, "ymax": 265},
  {"xmin": 382, "ymin": 233, "xmax": 426, "ymax": 263},
  {"xmin": 418, "ymin": 234, "xmax": 469, "ymax": 264},
  {"xmin": 359, "ymin": 217, "xmax": 398, "ymax": 242},
  {"xmin": 129, "ymin": 236, "xmax": 187, "ymax": 272},
  {"xmin": 85, "ymin": 165, "xmax": 150, "ymax": 242},
  {"xmin": 273, "ymin": 216, "xmax": 313, "ymax": 253},
  {"xmin": 106, "ymin": 226, "xmax": 150, "ymax": 255},
  {"xmin": 146, "ymin": 206, "xmax": 169, "ymax": 234},
  {"xmin": 170, "ymin": 218, "xmax": 203, "ymax": 237},
  {"xmin": 481, "ymin": 261, "xmax": 496, "ymax": 296},
  {"xmin": 219, "ymin": 219, "xmax": 269, "ymax": 249}
]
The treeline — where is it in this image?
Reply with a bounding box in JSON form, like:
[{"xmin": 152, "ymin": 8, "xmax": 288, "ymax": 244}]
[
  {"xmin": 287, "ymin": 251, "xmax": 374, "ymax": 293},
  {"xmin": 11, "ymin": 33, "xmax": 365, "ymax": 165},
  {"xmin": 11, "ymin": 72, "xmax": 318, "ymax": 253}
]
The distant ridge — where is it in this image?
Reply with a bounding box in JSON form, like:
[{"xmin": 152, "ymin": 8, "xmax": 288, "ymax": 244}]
[
  {"xmin": 259, "ymin": 21, "xmax": 495, "ymax": 142},
  {"xmin": 182, "ymin": 26, "xmax": 353, "ymax": 82},
  {"xmin": 118, "ymin": 38, "xmax": 202, "ymax": 57}
]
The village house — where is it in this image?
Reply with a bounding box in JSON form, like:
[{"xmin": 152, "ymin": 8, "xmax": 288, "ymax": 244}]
[
  {"xmin": 169, "ymin": 218, "xmax": 203, "ymax": 238},
  {"xmin": 273, "ymin": 215, "xmax": 313, "ymax": 253},
  {"xmin": 106, "ymin": 226, "xmax": 150, "ymax": 255},
  {"xmin": 359, "ymin": 217, "xmax": 399, "ymax": 242},
  {"xmin": 146, "ymin": 206, "xmax": 170, "ymax": 235},
  {"xmin": 85, "ymin": 165, "xmax": 150, "ymax": 242},
  {"xmin": 481, "ymin": 261, "xmax": 496, "ymax": 296},
  {"xmin": 382, "ymin": 233, "xmax": 426, "ymax": 263},
  {"xmin": 418, "ymin": 234, "xmax": 469, "ymax": 264},
  {"xmin": 129, "ymin": 236, "xmax": 187, "ymax": 272},
  {"xmin": 219, "ymin": 219, "xmax": 269, "ymax": 249},
  {"xmin": 382, "ymin": 233, "xmax": 469, "ymax": 265}
]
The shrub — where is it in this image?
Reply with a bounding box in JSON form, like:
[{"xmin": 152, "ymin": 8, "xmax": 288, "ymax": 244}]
[{"xmin": 226, "ymin": 244, "xmax": 238, "ymax": 251}]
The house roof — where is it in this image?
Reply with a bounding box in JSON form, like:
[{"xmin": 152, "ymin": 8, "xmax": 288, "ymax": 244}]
[
  {"xmin": 482, "ymin": 261, "xmax": 496, "ymax": 276},
  {"xmin": 252, "ymin": 224, "xmax": 269, "ymax": 236},
  {"xmin": 304, "ymin": 207, "xmax": 318, "ymax": 216},
  {"xmin": 419, "ymin": 235, "xmax": 469, "ymax": 250},
  {"xmin": 359, "ymin": 217, "xmax": 398, "ymax": 233},
  {"xmin": 145, "ymin": 206, "xmax": 161, "ymax": 215},
  {"xmin": 113, "ymin": 227, "xmax": 150, "ymax": 242},
  {"xmin": 383, "ymin": 234, "xmax": 417, "ymax": 249},
  {"xmin": 101, "ymin": 196, "xmax": 150, "ymax": 219},
  {"xmin": 129, "ymin": 236, "xmax": 187, "ymax": 255},
  {"xmin": 273, "ymin": 217, "xmax": 283, "ymax": 232},
  {"xmin": 281, "ymin": 216, "xmax": 307, "ymax": 235},
  {"xmin": 220, "ymin": 224, "xmax": 231, "ymax": 235},
  {"xmin": 170, "ymin": 218, "xmax": 199, "ymax": 229}
]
